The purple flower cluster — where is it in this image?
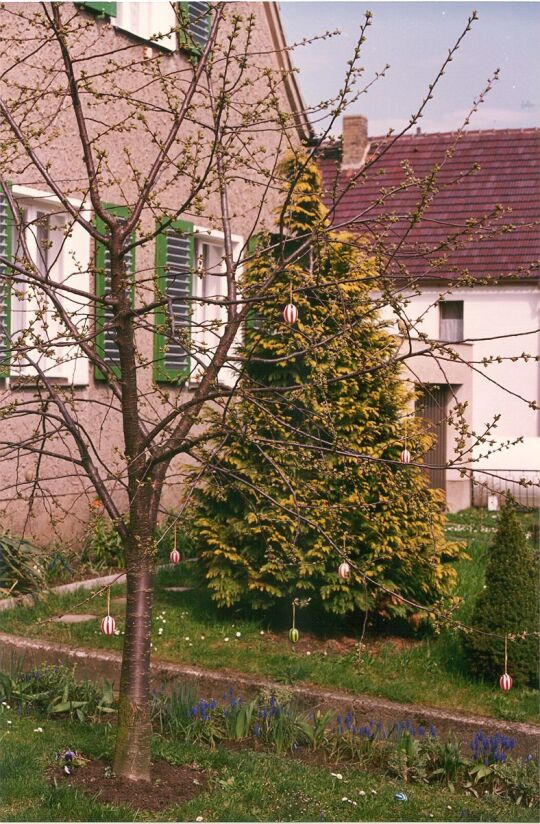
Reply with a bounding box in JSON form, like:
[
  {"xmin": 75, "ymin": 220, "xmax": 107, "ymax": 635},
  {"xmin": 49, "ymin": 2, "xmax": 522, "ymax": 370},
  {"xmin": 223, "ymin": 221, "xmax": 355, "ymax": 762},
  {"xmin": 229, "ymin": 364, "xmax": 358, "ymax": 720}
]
[
  {"xmin": 470, "ymin": 732, "xmax": 516, "ymax": 765},
  {"xmin": 190, "ymin": 698, "xmax": 217, "ymax": 720},
  {"xmin": 391, "ymin": 719, "xmax": 437, "ymax": 739},
  {"xmin": 332, "ymin": 715, "xmax": 437, "ymax": 741},
  {"xmin": 257, "ymin": 695, "xmax": 280, "ymax": 720}
]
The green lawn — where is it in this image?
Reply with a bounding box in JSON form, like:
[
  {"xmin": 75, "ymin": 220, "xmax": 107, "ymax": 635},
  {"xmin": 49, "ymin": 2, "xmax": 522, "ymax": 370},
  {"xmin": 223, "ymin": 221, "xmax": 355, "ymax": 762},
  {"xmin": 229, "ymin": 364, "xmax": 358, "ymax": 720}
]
[
  {"xmin": 0, "ymin": 712, "xmax": 537, "ymax": 822},
  {"xmin": 1, "ymin": 510, "xmax": 538, "ymax": 723}
]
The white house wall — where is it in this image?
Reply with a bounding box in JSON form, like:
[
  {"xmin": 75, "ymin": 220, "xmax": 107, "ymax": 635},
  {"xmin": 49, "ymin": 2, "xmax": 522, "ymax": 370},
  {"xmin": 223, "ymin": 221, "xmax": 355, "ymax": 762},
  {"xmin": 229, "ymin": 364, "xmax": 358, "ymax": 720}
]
[{"xmin": 397, "ymin": 284, "xmax": 539, "ymax": 476}]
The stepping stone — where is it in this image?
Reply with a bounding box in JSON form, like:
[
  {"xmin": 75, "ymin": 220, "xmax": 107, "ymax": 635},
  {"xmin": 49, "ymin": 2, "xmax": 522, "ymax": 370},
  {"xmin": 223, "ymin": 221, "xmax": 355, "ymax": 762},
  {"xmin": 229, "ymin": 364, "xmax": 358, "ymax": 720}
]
[
  {"xmin": 52, "ymin": 613, "xmax": 97, "ymax": 623},
  {"xmin": 163, "ymin": 587, "xmax": 193, "ymax": 593}
]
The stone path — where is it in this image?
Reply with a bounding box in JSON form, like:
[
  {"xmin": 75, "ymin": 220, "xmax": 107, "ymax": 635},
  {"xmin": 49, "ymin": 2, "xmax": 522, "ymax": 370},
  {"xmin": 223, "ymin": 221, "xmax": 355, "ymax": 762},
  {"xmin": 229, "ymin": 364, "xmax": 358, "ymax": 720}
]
[{"xmin": 51, "ymin": 614, "xmax": 97, "ymax": 624}]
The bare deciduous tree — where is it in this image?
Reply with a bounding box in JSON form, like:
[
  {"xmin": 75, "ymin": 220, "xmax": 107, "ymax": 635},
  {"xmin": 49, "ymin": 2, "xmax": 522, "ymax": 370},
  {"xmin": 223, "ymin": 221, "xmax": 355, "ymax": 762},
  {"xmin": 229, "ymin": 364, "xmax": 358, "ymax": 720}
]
[{"xmin": 0, "ymin": 2, "xmax": 536, "ymax": 781}]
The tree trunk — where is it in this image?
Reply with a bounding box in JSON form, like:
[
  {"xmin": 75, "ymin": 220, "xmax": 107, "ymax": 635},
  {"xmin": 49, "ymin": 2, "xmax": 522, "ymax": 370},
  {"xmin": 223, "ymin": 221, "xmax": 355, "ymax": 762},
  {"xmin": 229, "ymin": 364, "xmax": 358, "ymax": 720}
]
[{"xmin": 112, "ymin": 563, "xmax": 154, "ymax": 781}]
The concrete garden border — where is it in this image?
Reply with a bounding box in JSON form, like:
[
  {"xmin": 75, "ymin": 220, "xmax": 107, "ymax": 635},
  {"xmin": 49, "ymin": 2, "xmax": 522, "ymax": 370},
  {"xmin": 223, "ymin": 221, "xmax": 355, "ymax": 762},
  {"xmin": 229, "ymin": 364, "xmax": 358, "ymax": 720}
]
[{"xmin": 0, "ymin": 571, "xmax": 127, "ymax": 613}]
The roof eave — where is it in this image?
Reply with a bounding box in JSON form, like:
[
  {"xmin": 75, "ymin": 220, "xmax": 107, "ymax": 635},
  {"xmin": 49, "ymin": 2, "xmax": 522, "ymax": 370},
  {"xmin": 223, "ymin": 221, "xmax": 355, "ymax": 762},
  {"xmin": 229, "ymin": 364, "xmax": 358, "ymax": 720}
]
[{"xmin": 263, "ymin": 2, "xmax": 314, "ymax": 144}]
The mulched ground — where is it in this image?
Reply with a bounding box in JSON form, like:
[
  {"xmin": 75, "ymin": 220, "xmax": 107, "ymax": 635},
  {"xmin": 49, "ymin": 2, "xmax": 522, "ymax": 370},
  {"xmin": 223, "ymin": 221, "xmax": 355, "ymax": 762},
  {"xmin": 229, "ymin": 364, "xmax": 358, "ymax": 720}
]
[
  {"xmin": 258, "ymin": 628, "xmax": 417, "ymax": 656},
  {"xmin": 54, "ymin": 758, "xmax": 209, "ymax": 813}
]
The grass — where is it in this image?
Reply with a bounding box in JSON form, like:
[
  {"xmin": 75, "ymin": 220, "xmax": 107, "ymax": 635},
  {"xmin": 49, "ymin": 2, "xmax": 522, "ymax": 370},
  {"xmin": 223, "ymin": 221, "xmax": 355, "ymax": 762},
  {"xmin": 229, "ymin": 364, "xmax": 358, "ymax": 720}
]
[
  {"xmin": 1, "ymin": 509, "xmax": 538, "ymax": 723},
  {"xmin": 0, "ymin": 711, "xmax": 538, "ymax": 822}
]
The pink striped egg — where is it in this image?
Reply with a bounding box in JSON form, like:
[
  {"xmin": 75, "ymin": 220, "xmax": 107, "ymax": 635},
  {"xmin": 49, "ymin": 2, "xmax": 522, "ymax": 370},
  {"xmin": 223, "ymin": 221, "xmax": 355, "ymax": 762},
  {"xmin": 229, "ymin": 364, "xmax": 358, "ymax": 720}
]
[
  {"xmin": 283, "ymin": 303, "xmax": 298, "ymax": 324},
  {"xmin": 169, "ymin": 549, "xmax": 181, "ymax": 564},
  {"xmin": 338, "ymin": 562, "xmax": 350, "ymax": 580},
  {"xmin": 400, "ymin": 449, "xmax": 411, "ymax": 464},
  {"xmin": 499, "ymin": 672, "xmax": 512, "ymax": 692},
  {"xmin": 101, "ymin": 615, "xmax": 116, "ymax": 636}
]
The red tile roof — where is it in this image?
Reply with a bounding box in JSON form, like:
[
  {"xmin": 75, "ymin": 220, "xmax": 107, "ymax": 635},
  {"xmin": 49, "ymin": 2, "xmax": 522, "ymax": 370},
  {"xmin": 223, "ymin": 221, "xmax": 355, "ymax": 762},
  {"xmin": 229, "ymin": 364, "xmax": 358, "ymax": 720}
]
[{"xmin": 318, "ymin": 128, "xmax": 540, "ymax": 282}]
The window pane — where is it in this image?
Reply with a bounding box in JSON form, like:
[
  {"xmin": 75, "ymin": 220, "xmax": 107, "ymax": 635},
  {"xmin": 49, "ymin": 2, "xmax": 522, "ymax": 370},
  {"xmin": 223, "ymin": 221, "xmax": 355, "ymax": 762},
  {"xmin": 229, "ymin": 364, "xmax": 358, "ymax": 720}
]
[{"xmin": 439, "ymin": 301, "xmax": 463, "ymax": 342}]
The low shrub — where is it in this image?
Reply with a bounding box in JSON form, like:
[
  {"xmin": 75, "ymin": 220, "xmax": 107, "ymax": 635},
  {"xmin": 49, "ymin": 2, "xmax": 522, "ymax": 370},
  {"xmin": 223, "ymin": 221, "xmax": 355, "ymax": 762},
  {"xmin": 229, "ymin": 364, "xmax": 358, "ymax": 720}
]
[
  {"xmin": 0, "ymin": 665, "xmax": 115, "ymax": 722},
  {"xmin": 464, "ymin": 499, "xmax": 539, "ymax": 688},
  {"xmin": 0, "ymin": 533, "xmax": 48, "ymax": 595},
  {"xmin": 81, "ymin": 512, "xmax": 123, "ymax": 571}
]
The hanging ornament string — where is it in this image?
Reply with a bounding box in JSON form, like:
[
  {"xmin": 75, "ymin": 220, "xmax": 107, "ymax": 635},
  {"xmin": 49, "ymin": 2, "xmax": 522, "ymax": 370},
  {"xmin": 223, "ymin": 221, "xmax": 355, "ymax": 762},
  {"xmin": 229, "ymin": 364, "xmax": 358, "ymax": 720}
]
[
  {"xmin": 359, "ymin": 575, "xmax": 369, "ymax": 650},
  {"xmin": 101, "ymin": 586, "xmax": 116, "ymax": 636},
  {"xmin": 499, "ymin": 634, "xmax": 513, "ymax": 691},
  {"xmin": 170, "ymin": 526, "xmax": 181, "ymax": 564},
  {"xmin": 283, "ymin": 282, "xmax": 298, "ymax": 324},
  {"xmin": 289, "ymin": 598, "xmax": 299, "ymax": 643}
]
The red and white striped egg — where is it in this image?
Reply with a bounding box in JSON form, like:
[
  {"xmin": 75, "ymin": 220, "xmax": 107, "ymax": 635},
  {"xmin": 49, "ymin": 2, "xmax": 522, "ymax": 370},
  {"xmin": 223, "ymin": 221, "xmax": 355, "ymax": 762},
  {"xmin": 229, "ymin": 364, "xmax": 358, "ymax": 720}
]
[
  {"xmin": 338, "ymin": 562, "xmax": 350, "ymax": 580},
  {"xmin": 169, "ymin": 549, "xmax": 181, "ymax": 565},
  {"xmin": 283, "ymin": 303, "xmax": 298, "ymax": 325},
  {"xmin": 101, "ymin": 615, "xmax": 116, "ymax": 636},
  {"xmin": 499, "ymin": 672, "xmax": 513, "ymax": 692},
  {"xmin": 400, "ymin": 449, "xmax": 412, "ymax": 464}
]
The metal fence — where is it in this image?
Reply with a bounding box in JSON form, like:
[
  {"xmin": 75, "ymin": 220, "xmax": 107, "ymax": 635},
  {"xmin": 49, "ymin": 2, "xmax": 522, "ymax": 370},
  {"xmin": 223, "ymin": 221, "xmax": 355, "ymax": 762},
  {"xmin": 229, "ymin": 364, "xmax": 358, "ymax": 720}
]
[{"xmin": 471, "ymin": 469, "xmax": 540, "ymax": 510}]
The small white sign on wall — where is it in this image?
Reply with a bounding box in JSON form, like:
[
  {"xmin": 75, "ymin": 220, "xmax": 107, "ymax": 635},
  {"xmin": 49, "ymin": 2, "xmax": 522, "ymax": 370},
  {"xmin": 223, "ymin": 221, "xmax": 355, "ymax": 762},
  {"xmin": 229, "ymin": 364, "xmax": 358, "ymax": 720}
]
[{"xmin": 487, "ymin": 494, "xmax": 499, "ymax": 512}]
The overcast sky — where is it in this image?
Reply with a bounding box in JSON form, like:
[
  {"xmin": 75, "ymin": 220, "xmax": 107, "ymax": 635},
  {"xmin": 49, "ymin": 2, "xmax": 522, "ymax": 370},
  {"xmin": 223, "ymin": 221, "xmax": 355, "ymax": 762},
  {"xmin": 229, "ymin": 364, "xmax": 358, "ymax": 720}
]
[{"xmin": 278, "ymin": 1, "xmax": 540, "ymax": 136}]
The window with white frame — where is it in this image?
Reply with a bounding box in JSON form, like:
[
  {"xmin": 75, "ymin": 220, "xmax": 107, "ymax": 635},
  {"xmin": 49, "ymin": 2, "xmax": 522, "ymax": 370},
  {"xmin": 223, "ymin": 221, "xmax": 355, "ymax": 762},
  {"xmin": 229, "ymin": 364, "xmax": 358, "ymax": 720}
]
[
  {"xmin": 193, "ymin": 229, "xmax": 244, "ymax": 387},
  {"xmin": 79, "ymin": 3, "xmax": 211, "ymax": 54},
  {"xmin": 0, "ymin": 187, "xmax": 91, "ymax": 385},
  {"xmin": 114, "ymin": 2, "xmax": 177, "ymax": 51}
]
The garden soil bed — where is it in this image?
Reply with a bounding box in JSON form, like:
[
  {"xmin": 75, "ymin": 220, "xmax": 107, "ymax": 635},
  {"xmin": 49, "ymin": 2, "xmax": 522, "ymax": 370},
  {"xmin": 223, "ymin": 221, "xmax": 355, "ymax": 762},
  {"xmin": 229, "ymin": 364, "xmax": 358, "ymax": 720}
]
[{"xmin": 52, "ymin": 758, "xmax": 208, "ymax": 813}]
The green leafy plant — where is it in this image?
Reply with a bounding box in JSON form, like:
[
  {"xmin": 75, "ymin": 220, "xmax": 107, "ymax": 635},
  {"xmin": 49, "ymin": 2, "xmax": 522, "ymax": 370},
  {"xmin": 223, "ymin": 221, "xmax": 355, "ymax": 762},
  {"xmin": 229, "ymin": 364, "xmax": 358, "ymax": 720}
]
[
  {"xmin": 81, "ymin": 511, "xmax": 124, "ymax": 571},
  {"xmin": 423, "ymin": 735, "xmax": 465, "ymax": 787},
  {"xmin": 0, "ymin": 665, "xmax": 115, "ymax": 722},
  {"xmin": 384, "ymin": 730, "xmax": 429, "ymax": 783},
  {"xmin": 0, "ymin": 533, "xmax": 48, "ymax": 596},
  {"xmin": 296, "ymin": 709, "xmax": 333, "ymax": 751},
  {"xmin": 223, "ymin": 696, "xmax": 258, "ymax": 741}
]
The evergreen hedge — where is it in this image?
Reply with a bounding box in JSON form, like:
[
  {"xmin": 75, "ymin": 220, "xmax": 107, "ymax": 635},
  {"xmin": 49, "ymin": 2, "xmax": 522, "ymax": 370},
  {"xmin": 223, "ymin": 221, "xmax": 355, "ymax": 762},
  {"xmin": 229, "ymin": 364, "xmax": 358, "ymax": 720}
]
[
  {"xmin": 188, "ymin": 154, "xmax": 463, "ymax": 621},
  {"xmin": 464, "ymin": 498, "xmax": 539, "ymax": 688}
]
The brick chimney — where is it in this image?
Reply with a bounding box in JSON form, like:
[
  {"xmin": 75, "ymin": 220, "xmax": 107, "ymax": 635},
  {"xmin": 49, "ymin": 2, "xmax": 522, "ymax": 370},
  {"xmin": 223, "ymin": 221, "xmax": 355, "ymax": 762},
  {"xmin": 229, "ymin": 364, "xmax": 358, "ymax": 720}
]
[{"xmin": 342, "ymin": 115, "xmax": 369, "ymax": 168}]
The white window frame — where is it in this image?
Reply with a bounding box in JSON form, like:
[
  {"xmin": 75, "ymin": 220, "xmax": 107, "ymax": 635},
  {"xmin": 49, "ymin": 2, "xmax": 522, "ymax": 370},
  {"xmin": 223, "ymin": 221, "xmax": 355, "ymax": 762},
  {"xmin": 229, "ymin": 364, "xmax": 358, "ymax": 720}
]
[
  {"xmin": 191, "ymin": 226, "xmax": 243, "ymax": 387},
  {"xmin": 9, "ymin": 186, "xmax": 91, "ymax": 386},
  {"xmin": 114, "ymin": 2, "xmax": 177, "ymax": 52}
]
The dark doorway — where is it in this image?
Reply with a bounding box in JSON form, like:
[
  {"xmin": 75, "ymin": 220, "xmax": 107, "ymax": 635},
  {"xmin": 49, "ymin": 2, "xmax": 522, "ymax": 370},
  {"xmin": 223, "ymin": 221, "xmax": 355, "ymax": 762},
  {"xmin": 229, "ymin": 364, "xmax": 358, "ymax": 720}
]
[{"xmin": 415, "ymin": 384, "xmax": 450, "ymax": 492}]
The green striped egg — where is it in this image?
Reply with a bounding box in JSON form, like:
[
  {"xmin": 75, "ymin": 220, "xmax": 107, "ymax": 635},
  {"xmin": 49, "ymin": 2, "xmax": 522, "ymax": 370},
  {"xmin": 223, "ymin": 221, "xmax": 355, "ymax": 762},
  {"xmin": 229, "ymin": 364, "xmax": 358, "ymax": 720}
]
[{"xmin": 288, "ymin": 627, "xmax": 299, "ymax": 643}]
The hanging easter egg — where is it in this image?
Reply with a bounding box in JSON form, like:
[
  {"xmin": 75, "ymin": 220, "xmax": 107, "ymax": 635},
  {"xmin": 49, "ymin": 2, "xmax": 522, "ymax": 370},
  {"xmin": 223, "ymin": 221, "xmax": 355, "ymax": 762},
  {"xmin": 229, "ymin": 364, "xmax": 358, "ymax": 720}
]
[
  {"xmin": 288, "ymin": 627, "xmax": 299, "ymax": 643},
  {"xmin": 283, "ymin": 303, "xmax": 298, "ymax": 325},
  {"xmin": 338, "ymin": 562, "xmax": 350, "ymax": 580},
  {"xmin": 169, "ymin": 548, "xmax": 181, "ymax": 565},
  {"xmin": 400, "ymin": 448, "xmax": 411, "ymax": 464},
  {"xmin": 499, "ymin": 672, "xmax": 512, "ymax": 692},
  {"xmin": 101, "ymin": 615, "xmax": 116, "ymax": 636}
]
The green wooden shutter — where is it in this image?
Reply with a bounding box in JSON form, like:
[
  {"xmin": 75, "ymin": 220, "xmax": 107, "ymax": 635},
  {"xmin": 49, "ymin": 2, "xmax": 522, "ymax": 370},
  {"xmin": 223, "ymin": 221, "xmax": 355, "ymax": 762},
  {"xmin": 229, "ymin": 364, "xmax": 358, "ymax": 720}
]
[
  {"xmin": 78, "ymin": 2, "xmax": 117, "ymax": 17},
  {"xmin": 0, "ymin": 191, "xmax": 12, "ymax": 377},
  {"xmin": 95, "ymin": 206, "xmax": 135, "ymax": 381},
  {"xmin": 154, "ymin": 220, "xmax": 194, "ymax": 383},
  {"xmin": 179, "ymin": 2, "xmax": 211, "ymax": 54}
]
